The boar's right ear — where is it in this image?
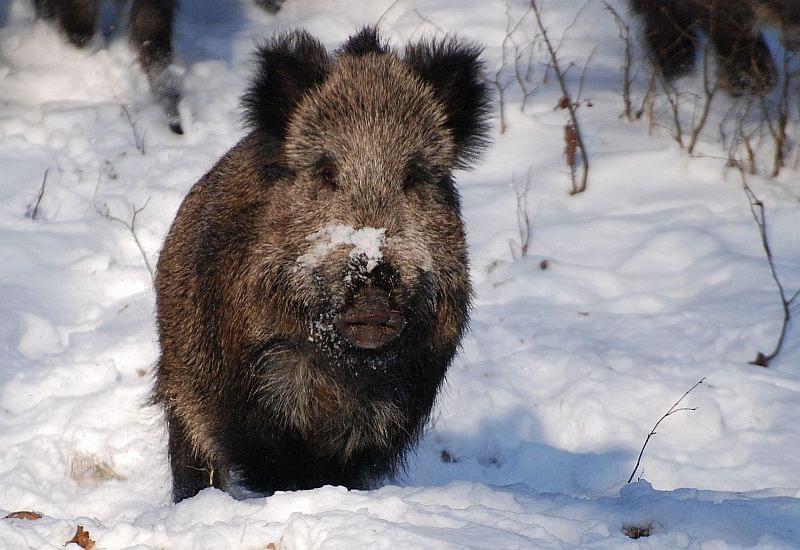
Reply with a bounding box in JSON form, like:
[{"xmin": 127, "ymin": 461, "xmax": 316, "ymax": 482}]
[
  {"xmin": 242, "ymin": 30, "xmax": 330, "ymax": 140},
  {"xmin": 405, "ymin": 37, "xmax": 492, "ymax": 169}
]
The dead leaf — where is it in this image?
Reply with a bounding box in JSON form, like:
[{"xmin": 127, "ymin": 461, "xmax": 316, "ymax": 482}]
[
  {"xmin": 65, "ymin": 525, "xmax": 96, "ymax": 549},
  {"xmin": 623, "ymin": 523, "xmax": 652, "ymax": 539},
  {"xmin": 4, "ymin": 511, "xmax": 42, "ymax": 520}
]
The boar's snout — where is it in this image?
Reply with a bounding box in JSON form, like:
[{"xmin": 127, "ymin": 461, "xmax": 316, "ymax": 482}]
[{"xmin": 334, "ymin": 286, "xmax": 406, "ymax": 349}]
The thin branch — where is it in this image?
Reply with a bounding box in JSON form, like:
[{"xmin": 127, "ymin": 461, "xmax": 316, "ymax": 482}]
[
  {"xmin": 510, "ymin": 169, "xmax": 533, "ymax": 260},
  {"xmin": 687, "ymin": 43, "xmax": 717, "ymax": 154},
  {"xmin": 627, "ymin": 378, "xmax": 706, "ymax": 483},
  {"xmin": 661, "ymin": 77, "xmax": 684, "ymax": 148},
  {"xmin": 738, "ymin": 167, "xmax": 797, "ymax": 367},
  {"xmin": 531, "ymin": 0, "xmax": 590, "ymax": 194},
  {"xmin": 637, "ymin": 69, "xmax": 656, "ymax": 132},
  {"xmin": 601, "ymin": 0, "xmax": 635, "ymax": 121},
  {"xmin": 376, "ymin": 0, "xmax": 402, "ymax": 28},
  {"xmin": 26, "ymin": 168, "xmax": 49, "ymax": 220},
  {"xmin": 576, "ymin": 47, "xmax": 597, "ymax": 104},
  {"xmin": 121, "ymin": 104, "xmax": 146, "ymax": 154},
  {"xmin": 412, "ymin": 9, "xmax": 445, "ymax": 34},
  {"xmin": 514, "ymin": 41, "xmax": 539, "ymax": 111}
]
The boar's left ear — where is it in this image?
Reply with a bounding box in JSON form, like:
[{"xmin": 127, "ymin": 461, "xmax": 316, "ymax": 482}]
[
  {"xmin": 242, "ymin": 30, "xmax": 330, "ymax": 140},
  {"xmin": 405, "ymin": 37, "xmax": 492, "ymax": 168}
]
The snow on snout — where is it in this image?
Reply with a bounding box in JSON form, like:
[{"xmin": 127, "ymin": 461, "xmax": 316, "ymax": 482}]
[{"xmin": 297, "ymin": 224, "xmax": 386, "ymax": 273}]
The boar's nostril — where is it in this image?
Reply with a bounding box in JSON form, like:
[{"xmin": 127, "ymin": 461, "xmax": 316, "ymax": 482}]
[{"xmin": 334, "ymin": 287, "xmax": 406, "ymax": 350}]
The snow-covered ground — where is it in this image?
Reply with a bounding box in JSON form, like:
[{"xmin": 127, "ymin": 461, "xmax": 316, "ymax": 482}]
[{"xmin": 1, "ymin": 0, "xmax": 799, "ymax": 547}]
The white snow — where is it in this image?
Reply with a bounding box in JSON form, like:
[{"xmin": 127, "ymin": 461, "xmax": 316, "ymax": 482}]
[
  {"xmin": 1, "ymin": 0, "xmax": 800, "ymax": 547},
  {"xmin": 297, "ymin": 224, "xmax": 386, "ymax": 273}
]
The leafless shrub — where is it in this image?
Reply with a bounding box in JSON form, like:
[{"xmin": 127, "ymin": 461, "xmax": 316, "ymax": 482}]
[
  {"xmin": 96, "ymin": 198, "xmax": 155, "ymax": 283},
  {"xmin": 531, "ymin": 0, "xmax": 590, "ymax": 194},
  {"xmin": 602, "ymin": 1, "xmax": 635, "ymax": 121}
]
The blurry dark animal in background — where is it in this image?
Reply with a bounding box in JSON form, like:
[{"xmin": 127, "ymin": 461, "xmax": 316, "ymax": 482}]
[
  {"xmin": 628, "ymin": 0, "xmax": 800, "ymax": 94},
  {"xmin": 34, "ymin": 0, "xmax": 183, "ymax": 133},
  {"xmin": 30, "ymin": 0, "xmax": 295, "ymax": 134},
  {"xmin": 254, "ymin": 0, "xmax": 287, "ymax": 13},
  {"xmin": 153, "ymin": 27, "xmax": 491, "ymax": 502}
]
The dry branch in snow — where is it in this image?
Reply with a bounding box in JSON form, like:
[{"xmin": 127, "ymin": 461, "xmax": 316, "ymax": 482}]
[
  {"xmin": 96, "ymin": 198, "xmax": 155, "ymax": 284},
  {"xmin": 738, "ymin": 168, "xmax": 799, "ymax": 367},
  {"xmin": 628, "ymin": 378, "xmax": 705, "ymax": 483}
]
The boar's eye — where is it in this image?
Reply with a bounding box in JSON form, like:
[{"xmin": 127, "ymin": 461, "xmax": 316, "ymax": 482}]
[
  {"xmin": 404, "ymin": 156, "xmax": 428, "ymax": 191},
  {"xmin": 313, "ymin": 156, "xmax": 337, "ymax": 190}
]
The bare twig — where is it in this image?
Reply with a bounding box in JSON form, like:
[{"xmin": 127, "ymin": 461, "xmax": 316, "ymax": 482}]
[
  {"xmin": 531, "ymin": 0, "xmax": 590, "ymax": 194},
  {"xmin": 637, "ymin": 69, "xmax": 656, "ymax": 132},
  {"xmin": 376, "ymin": 0, "xmax": 402, "ymax": 28},
  {"xmin": 514, "ymin": 40, "xmax": 539, "ymax": 111},
  {"xmin": 627, "ymin": 378, "xmax": 706, "ymax": 483},
  {"xmin": 412, "ymin": 9, "xmax": 445, "ymax": 34},
  {"xmin": 772, "ymin": 51, "xmax": 795, "ymax": 177},
  {"xmin": 576, "ymin": 47, "xmax": 597, "ymax": 104},
  {"xmin": 602, "ymin": 1, "xmax": 635, "ymax": 121},
  {"xmin": 26, "ymin": 168, "xmax": 49, "ymax": 220},
  {"xmin": 661, "ymin": 78, "xmax": 684, "ymax": 148},
  {"xmin": 687, "ymin": 44, "xmax": 718, "ymax": 154},
  {"xmin": 510, "ymin": 169, "xmax": 533, "ymax": 260},
  {"xmin": 96, "ymin": 198, "xmax": 155, "ymax": 283},
  {"xmin": 121, "ymin": 104, "xmax": 146, "ymax": 154},
  {"xmin": 553, "ymin": 0, "xmax": 592, "ymax": 63},
  {"xmin": 492, "ymin": 2, "xmax": 535, "ymax": 133},
  {"xmin": 738, "ymin": 168, "xmax": 798, "ymax": 367}
]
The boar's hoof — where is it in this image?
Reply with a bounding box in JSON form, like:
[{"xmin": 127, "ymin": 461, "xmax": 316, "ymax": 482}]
[{"xmin": 335, "ymin": 287, "xmax": 406, "ymax": 349}]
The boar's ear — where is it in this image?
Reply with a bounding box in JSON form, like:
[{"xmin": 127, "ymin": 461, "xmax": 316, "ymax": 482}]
[
  {"xmin": 242, "ymin": 30, "xmax": 330, "ymax": 140},
  {"xmin": 405, "ymin": 37, "xmax": 492, "ymax": 168},
  {"xmin": 339, "ymin": 27, "xmax": 389, "ymax": 56}
]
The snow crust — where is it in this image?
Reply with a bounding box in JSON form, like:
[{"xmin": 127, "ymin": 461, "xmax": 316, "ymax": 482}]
[{"xmin": 1, "ymin": 0, "xmax": 800, "ymax": 547}]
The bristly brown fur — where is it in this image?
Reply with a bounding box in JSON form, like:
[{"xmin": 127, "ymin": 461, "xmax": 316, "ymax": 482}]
[
  {"xmin": 155, "ymin": 27, "xmax": 492, "ymax": 502},
  {"xmin": 629, "ymin": 0, "xmax": 800, "ymax": 94}
]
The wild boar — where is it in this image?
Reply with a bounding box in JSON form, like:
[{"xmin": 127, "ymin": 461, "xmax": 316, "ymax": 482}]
[{"xmin": 153, "ymin": 27, "xmax": 491, "ymax": 502}]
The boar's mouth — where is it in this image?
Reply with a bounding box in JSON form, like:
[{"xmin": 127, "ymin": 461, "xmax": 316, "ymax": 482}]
[{"xmin": 334, "ymin": 287, "xmax": 406, "ymax": 350}]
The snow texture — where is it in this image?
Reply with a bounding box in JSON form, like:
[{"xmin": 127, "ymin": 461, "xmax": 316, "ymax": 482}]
[{"xmin": 1, "ymin": 0, "xmax": 800, "ymax": 548}]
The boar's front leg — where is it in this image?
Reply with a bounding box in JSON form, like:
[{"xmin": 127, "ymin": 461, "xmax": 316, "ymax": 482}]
[
  {"xmin": 58, "ymin": 0, "xmax": 99, "ymax": 48},
  {"xmin": 129, "ymin": 0, "xmax": 183, "ymax": 134},
  {"xmin": 166, "ymin": 409, "xmax": 222, "ymax": 502}
]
